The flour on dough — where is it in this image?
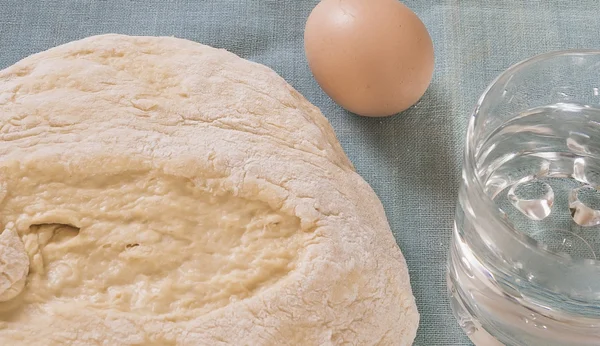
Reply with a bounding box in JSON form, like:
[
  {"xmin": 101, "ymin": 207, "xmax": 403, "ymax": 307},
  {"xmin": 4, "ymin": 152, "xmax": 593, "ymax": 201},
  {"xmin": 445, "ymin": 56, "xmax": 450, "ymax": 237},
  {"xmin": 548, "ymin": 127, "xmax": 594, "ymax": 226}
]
[
  {"xmin": 0, "ymin": 227, "xmax": 29, "ymax": 302},
  {"xmin": 0, "ymin": 34, "xmax": 418, "ymax": 345}
]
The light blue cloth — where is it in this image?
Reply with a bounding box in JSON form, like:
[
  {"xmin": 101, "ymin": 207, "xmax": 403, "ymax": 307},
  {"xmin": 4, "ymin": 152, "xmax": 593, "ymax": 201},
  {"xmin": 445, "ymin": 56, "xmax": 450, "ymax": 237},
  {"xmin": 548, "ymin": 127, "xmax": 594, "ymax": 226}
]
[{"xmin": 1, "ymin": 1, "xmax": 598, "ymax": 345}]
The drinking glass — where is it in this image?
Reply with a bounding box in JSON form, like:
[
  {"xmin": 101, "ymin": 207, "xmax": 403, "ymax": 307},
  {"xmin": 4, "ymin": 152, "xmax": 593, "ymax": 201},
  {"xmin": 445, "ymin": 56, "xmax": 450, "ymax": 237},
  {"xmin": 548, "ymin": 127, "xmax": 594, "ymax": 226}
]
[{"xmin": 448, "ymin": 50, "xmax": 600, "ymax": 346}]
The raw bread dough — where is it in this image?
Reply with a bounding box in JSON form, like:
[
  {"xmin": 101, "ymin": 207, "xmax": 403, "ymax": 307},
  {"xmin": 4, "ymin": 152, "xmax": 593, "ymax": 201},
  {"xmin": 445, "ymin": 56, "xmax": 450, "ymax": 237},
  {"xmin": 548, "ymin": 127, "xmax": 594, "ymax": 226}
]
[{"xmin": 0, "ymin": 34, "xmax": 418, "ymax": 345}]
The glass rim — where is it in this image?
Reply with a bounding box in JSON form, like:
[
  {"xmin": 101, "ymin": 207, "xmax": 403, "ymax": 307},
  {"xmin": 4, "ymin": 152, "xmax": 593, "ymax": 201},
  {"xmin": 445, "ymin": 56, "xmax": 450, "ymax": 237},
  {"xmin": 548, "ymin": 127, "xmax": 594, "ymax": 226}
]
[{"xmin": 465, "ymin": 49, "xmax": 600, "ymax": 265}]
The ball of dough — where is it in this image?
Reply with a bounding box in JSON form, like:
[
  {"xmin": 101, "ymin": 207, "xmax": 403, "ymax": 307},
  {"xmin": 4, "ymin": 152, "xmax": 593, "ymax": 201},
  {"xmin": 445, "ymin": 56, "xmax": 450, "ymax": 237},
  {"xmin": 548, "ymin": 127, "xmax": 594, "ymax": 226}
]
[
  {"xmin": 304, "ymin": 0, "xmax": 434, "ymax": 117},
  {"xmin": 0, "ymin": 34, "xmax": 418, "ymax": 345}
]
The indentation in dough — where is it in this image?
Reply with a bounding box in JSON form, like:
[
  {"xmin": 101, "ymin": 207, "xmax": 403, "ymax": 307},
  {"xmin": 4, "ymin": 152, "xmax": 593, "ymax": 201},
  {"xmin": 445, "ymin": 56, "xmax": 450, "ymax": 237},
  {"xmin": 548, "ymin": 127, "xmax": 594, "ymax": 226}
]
[
  {"xmin": 30, "ymin": 224, "xmax": 80, "ymax": 246},
  {"xmin": 0, "ymin": 171, "xmax": 307, "ymax": 319}
]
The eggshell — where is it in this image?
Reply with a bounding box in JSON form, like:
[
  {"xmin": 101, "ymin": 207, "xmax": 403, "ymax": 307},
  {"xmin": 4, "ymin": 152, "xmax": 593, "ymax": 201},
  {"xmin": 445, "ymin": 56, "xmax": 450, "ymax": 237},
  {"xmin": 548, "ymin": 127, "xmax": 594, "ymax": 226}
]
[{"xmin": 304, "ymin": 0, "xmax": 434, "ymax": 117}]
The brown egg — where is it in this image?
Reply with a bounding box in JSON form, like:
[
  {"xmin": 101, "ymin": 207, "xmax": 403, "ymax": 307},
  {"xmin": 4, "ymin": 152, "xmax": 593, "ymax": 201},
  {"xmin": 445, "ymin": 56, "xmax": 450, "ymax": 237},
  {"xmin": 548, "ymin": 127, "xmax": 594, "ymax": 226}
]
[{"xmin": 304, "ymin": 0, "xmax": 434, "ymax": 117}]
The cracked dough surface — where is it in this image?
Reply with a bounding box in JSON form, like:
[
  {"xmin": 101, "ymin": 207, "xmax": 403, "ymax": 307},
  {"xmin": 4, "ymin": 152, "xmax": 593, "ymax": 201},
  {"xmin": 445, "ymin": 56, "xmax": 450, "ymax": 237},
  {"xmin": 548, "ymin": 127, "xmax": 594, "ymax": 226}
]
[{"xmin": 0, "ymin": 34, "xmax": 418, "ymax": 345}]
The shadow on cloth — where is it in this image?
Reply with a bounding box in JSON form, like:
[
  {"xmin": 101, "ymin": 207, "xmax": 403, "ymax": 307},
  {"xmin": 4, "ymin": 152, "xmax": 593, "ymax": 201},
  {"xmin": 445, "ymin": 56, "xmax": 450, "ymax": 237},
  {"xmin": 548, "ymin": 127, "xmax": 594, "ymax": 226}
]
[
  {"xmin": 343, "ymin": 82, "xmax": 465, "ymax": 341},
  {"xmin": 346, "ymin": 83, "xmax": 462, "ymax": 203}
]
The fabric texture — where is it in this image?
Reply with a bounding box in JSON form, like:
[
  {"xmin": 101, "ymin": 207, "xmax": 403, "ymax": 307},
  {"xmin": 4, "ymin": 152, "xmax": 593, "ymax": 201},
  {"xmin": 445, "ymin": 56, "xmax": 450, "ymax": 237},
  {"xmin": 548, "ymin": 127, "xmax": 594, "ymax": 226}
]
[{"xmin": 0, "ymin": 1, "xmax": 598, "ymax": 345}]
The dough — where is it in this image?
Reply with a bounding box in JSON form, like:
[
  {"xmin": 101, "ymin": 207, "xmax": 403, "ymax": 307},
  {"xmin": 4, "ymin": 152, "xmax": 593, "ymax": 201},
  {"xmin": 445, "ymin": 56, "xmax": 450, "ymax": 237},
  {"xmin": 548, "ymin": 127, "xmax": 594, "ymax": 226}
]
[{"xmin": 0, "ymin": 34, "xmax": 418, "ymax": 345}]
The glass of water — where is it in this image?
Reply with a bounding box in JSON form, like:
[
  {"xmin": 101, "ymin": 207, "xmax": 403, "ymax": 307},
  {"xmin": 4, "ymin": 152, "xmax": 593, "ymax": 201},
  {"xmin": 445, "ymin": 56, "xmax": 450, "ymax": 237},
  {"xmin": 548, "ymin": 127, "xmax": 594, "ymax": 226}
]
[{"xmin": 448, "ymin": 50, "xmax": 600, "ymax": 346}]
